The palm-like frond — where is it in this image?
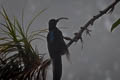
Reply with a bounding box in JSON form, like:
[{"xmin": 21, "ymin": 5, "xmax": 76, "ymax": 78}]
[{"xmin": 0, "ymin": 7, "xmax": 51, "ymax": 80}]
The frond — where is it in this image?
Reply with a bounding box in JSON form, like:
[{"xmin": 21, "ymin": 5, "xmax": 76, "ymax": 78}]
[{"xmin": 0, "ymin": 7, "xmax": 50, "ymax": 80}]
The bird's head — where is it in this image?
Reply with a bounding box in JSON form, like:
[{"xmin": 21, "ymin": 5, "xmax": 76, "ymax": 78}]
[{"xmin": 48, "ymin": 17, "xmax": 68, "ymax": 31}]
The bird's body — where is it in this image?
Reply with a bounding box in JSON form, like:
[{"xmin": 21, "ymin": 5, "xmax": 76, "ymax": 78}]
[
  {"xmin": 47, "ymin": 18, "xmax": 69, "ymax": 80},
  {"xmin": 47, "ymin": 27, "xmax": 68, "ymax": 58}
]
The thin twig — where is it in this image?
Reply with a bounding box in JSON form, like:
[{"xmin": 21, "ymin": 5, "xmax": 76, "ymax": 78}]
[{"xmin": 67, "ymin": 0, "xmax": 120, "ymax": 47}]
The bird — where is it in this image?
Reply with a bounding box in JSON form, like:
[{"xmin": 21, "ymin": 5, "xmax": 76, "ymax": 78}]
[{"xmin": 47, "ymin": 17, "xmax": 69, "ymax": 80}]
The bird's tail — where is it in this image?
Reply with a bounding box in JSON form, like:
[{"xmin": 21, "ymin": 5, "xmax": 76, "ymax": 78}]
[{"xmin": 52, "ymin": 56, "xmax": 62, "ymax": 80}]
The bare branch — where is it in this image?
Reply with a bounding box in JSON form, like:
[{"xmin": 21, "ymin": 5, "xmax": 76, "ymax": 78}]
[{"xmin": 67, "ymin": 0, "xmax": 120, "ymax": 47}]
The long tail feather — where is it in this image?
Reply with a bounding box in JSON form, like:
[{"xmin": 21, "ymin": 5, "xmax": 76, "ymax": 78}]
[{"xmin": 52, "ymin": 56, "xmax": 62, "ymax": 80}]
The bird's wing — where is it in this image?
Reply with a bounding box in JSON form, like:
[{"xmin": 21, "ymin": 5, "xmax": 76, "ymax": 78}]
[{"xmin": 55, "ymin": 29, "xmax": 70, "ymax": 59}]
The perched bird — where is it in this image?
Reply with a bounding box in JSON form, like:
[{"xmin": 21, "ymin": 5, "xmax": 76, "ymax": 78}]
[{"xmin": 47, "ymin": 17, "xmax": 69, "ymax": 80}]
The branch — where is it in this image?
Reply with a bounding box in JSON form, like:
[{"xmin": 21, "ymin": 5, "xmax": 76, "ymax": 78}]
[{"xmin": 67, "ymin": 0, "xmax": 120, "ymax": 47}]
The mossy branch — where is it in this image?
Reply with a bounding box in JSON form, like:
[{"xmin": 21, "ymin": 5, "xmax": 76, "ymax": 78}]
[{"xmin": 67, "ymin": 0, "xmax": 120, "ymax": 47}]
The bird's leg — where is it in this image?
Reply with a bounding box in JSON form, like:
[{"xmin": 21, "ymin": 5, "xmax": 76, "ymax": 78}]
[
  {"xmin": 63, "ymin": 36, "xmax": 72, "ymax": 41},
  {"xmin": 52, "ymin": 55, "xmax": 62, "ymax": 80}
]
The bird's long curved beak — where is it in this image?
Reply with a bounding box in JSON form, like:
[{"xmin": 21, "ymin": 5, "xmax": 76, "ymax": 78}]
[{"xmin": 56, "ymin": 17, "xmax": 69, "ymax": 23}]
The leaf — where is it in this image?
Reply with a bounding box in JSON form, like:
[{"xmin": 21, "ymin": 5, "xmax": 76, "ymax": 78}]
[
  {"xmin": 25, "ymin": 8, "xmax": 47, "ymax": 36},
  {"xmin": 111, "ymin": 18, "xmax": 120, "ymax": 32}
]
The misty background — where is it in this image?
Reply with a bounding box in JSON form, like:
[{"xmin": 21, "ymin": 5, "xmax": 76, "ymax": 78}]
[{"xmin": 0, "ymin": 0, "xmax": 120, "ymax": 80}]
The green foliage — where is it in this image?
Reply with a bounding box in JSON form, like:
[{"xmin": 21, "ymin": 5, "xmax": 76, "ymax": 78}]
[
  {"xmin": 25, "ymin": 8, "xmax": 47, "ymax": 37},
  {"xmin": 0, "ymin": 7, "xmax": 50, "ymax": 80},
  {"xmin": 111, "ymin": 18, "xmax": 120, "ymax": 32}
]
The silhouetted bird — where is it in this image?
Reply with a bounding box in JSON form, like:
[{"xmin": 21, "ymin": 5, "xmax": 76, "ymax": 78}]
[{"xmin": 47, "ymin": 17, "xmax": 69, "ymax": 80}]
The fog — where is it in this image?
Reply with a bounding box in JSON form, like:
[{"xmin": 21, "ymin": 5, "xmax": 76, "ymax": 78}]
[{"xmin": 0, "ymin": 0, "xmax": 120, "ymax": 80}]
